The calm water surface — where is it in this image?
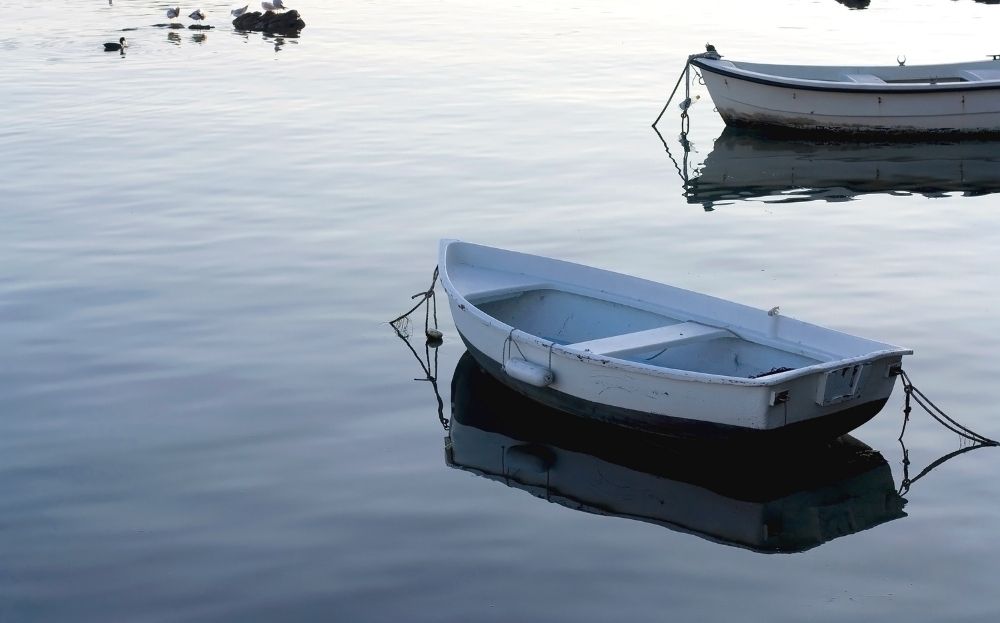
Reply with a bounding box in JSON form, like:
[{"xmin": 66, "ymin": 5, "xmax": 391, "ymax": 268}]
[{"xmin": 4, "ymin": 1, "xmax": 1000, "ymax": 621}]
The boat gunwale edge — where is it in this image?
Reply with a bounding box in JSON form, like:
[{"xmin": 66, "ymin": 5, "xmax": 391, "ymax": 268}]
[
  {"xmin": 690, "ymin": 57, "xmax": 1000, "ymax": 95},
  {"xmin": 438, "ymin": 240, "xmax": 912, "ymax": 388}
]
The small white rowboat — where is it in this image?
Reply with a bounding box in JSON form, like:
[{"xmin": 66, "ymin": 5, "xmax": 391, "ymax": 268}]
[
  {"xmin": 440, "ymin": 240, "xmax": 912, "ymax": 442},
  {"xmin": 689, "ymin": 48, "xmax": 1000, "ymax": 134}
]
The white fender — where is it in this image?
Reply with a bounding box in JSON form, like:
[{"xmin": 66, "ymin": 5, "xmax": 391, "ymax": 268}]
[{"xmin": 504, "ymin": 358, "xmax": 554, "ymax": 387}]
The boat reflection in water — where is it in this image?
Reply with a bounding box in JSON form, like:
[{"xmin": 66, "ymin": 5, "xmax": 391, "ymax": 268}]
[
  {"xmin": 682, "ymin": 128, "xmax": 1000, "ymax": 210},
  {"xmin": 447, "ymin": 352, "xmax": 907, "ymax": 554}
]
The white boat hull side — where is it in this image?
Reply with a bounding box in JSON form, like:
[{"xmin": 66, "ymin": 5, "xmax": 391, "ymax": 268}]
[
  {"xmin": 448, "ymin": 296, "xmax": 900, "ymax": 432},
  {"xmin": 696, "ymin": 63, "xmax": 1000, "ymax": 134}
]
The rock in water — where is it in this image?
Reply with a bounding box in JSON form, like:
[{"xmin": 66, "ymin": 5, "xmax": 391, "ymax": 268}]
[
  {"xmin": 189, "ymin": 24, "xmax": 215, "ymax": 30},
  {"xmin": 232, "ymin": 9, "xmax": 305, "ymax": 34}
]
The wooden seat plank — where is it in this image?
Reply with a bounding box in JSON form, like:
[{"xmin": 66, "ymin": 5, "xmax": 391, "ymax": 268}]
[{"xmin": 568, "ymin": 321, "xmax": 734, "ymax": 358}]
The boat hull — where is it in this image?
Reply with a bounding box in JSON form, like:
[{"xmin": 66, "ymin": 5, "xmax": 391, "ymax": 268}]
[
  {"xmin": 692, "ymin": 59, "xmax": 1000, "ymax": 135},
  {"xmin": 440, "ymin": 240, "xmax": 910, "ymax": 441},
  {"xmin": 460, "ymin": 338, "xmax": 887, "ymax": 445}
]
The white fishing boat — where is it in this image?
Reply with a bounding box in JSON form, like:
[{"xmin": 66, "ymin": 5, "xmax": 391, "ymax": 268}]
[
  {"xmin": 439, "ymin": 240, "xmax": 911, "ymax": 442},
  {"xmin": 448, "ymin": 352, "xmax": 907, "ymax": 553},
  {"xmin": 688, "ymin": 47, "xmax": 1000, "ymax": 134}
]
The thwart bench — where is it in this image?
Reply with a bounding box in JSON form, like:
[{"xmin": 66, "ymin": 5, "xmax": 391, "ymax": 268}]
[{"xmin": 567, "ymin": 321, "xmax": 735, "ymax": 358}]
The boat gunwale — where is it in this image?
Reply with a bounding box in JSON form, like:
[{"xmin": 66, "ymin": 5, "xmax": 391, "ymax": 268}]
[
  {"xmin": 690, "ymin": 57, "xmax": 1000, "ymax": 95},
  {"xmin": 438, "ymin": 240, "xmax": 912, "ymax": 388}
]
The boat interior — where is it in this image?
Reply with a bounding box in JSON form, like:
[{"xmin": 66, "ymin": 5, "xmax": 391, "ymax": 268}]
[
  {"xmin": 720, "ymin": 59, "xmax": 1000, "ymax": 85},
  {"xmin": 475, "ymin": 288, "xmax": 823, "ymax": 378}
]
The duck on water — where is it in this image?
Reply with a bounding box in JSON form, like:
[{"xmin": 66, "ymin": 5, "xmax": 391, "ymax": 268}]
[{"xmin": 104, "ymin": 37, "xmax": 126, "ymax": 51}]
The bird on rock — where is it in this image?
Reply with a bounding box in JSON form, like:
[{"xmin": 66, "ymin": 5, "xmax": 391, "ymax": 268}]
[
  {"xmin": 231, "ymin": 5, "xmax": 248, "ymax": 16},
  {"xmin": 261, "ymin": 1, "xmax": 274, "ymax": 11},
  {"xmin": 189, "ymin": 9, "xmax": 205, "ymax": 20},
  {"xmin": 166, "ymin": 7, "xmax": 180, "ymax": 19},
  {"xmin": 273, "ymin": 0, "xmax": 286, "ymax": 9},
  {"xmin": 104, "ymin": 36, "xmax": 126, "ymax": 51}
]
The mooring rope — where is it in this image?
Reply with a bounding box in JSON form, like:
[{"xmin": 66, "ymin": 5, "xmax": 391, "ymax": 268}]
[
  {"xmin": 694, "ymin": 66, "xmax": 705, "ymax": 86},
  {"xmin": 897, "ymin": 440, "xmax": 985, "ymax": 495},
  {"xmin": 502, "ymin": 328, "xmax": 527, "ymax": 368},
  {"xmin": 889, "ymin": 369, "xmax": 997, "ymax": 494},
  {"xmin": 652, "ymin": 51, "xmax": 715, "ymax": 127},
  {"xmin": 389, "ymin": 265, "xmax": 442, "ymax": 342},
  {"xmin": 897, "ymin": 369, "xmax": 998, "ymax": 446},
  {"xmin": 652, "ymin": 61, "xmax": 691, "ymax": 127},
  {"xmin": 651, "ymin": 51, "xmax": 718, "ymax": 195},
  {"xmin": 390, "ymin": 309, "xmax": 447, "ymax": 430},
  {"xmin": 389, "ymin": 265, "xmax": 447, "ymax": 428}
]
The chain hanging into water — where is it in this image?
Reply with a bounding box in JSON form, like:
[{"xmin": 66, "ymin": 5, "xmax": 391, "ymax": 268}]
[
  {"xmin": 390, "ymin": 265, "xmax": 447, "ymax": 428},
  {"xmin": 390, "ymin": 266, "xmax": 443, "ymax": 344},
  {"xmin": 651, "ymin": 60, "xmax": 691, "ymax": 128},
  {"xmin": 897, "ymin": 369, "xmax": 998, "ymax": 446},
  {"xmin": 653, "ymin": 124, "xmax": 689, "ymax": 186},
  {"xmin": 652, "ymin": 49, "xmax": 715, "ymax": 201},
  {"xmin": 897, "ymin": 436, "xmax": 987, "ymax": 495},
  {"xmin": 391, "ymin": 320, "xmax": 448, "ymax": 430},
  {"xmin": 652, "ymin": 47, "xmax": 712, "ymax": 130},
  {"xmin": 894, "ymin": 369, "xmax": 997, "ymax": 495}
]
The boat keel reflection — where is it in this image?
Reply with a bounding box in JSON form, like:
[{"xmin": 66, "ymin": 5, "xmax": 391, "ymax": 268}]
[
  {"xmin": 447, "ymin": 351, "xmax": 907, "ymax": 554},
  {"xmin": 661, "ymin": 127, "xmax": 1000, "ymax": 209}
]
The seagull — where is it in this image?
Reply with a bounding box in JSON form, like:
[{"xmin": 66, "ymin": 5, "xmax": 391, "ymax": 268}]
[
  {"xmin": 273, "ymin": 0, "xmax": 286, "ymax": 9},
  {"xmin": 261, "ymin": 1, "xmax": 274, "ymax": 11},
  {"xmin": 104, "ymin": 36, "xmax": 126, "ymax": 51},
  {"xmin": 166, "ymin": 7, "xmax": 180, "ymax": 19},
  {"xmin": 189, "ymin": 9, "xmax": 205, "ymax": 20},
  {"xmin": 231, "ymin": 5, "xmax": 248, "ymax": 16}
]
